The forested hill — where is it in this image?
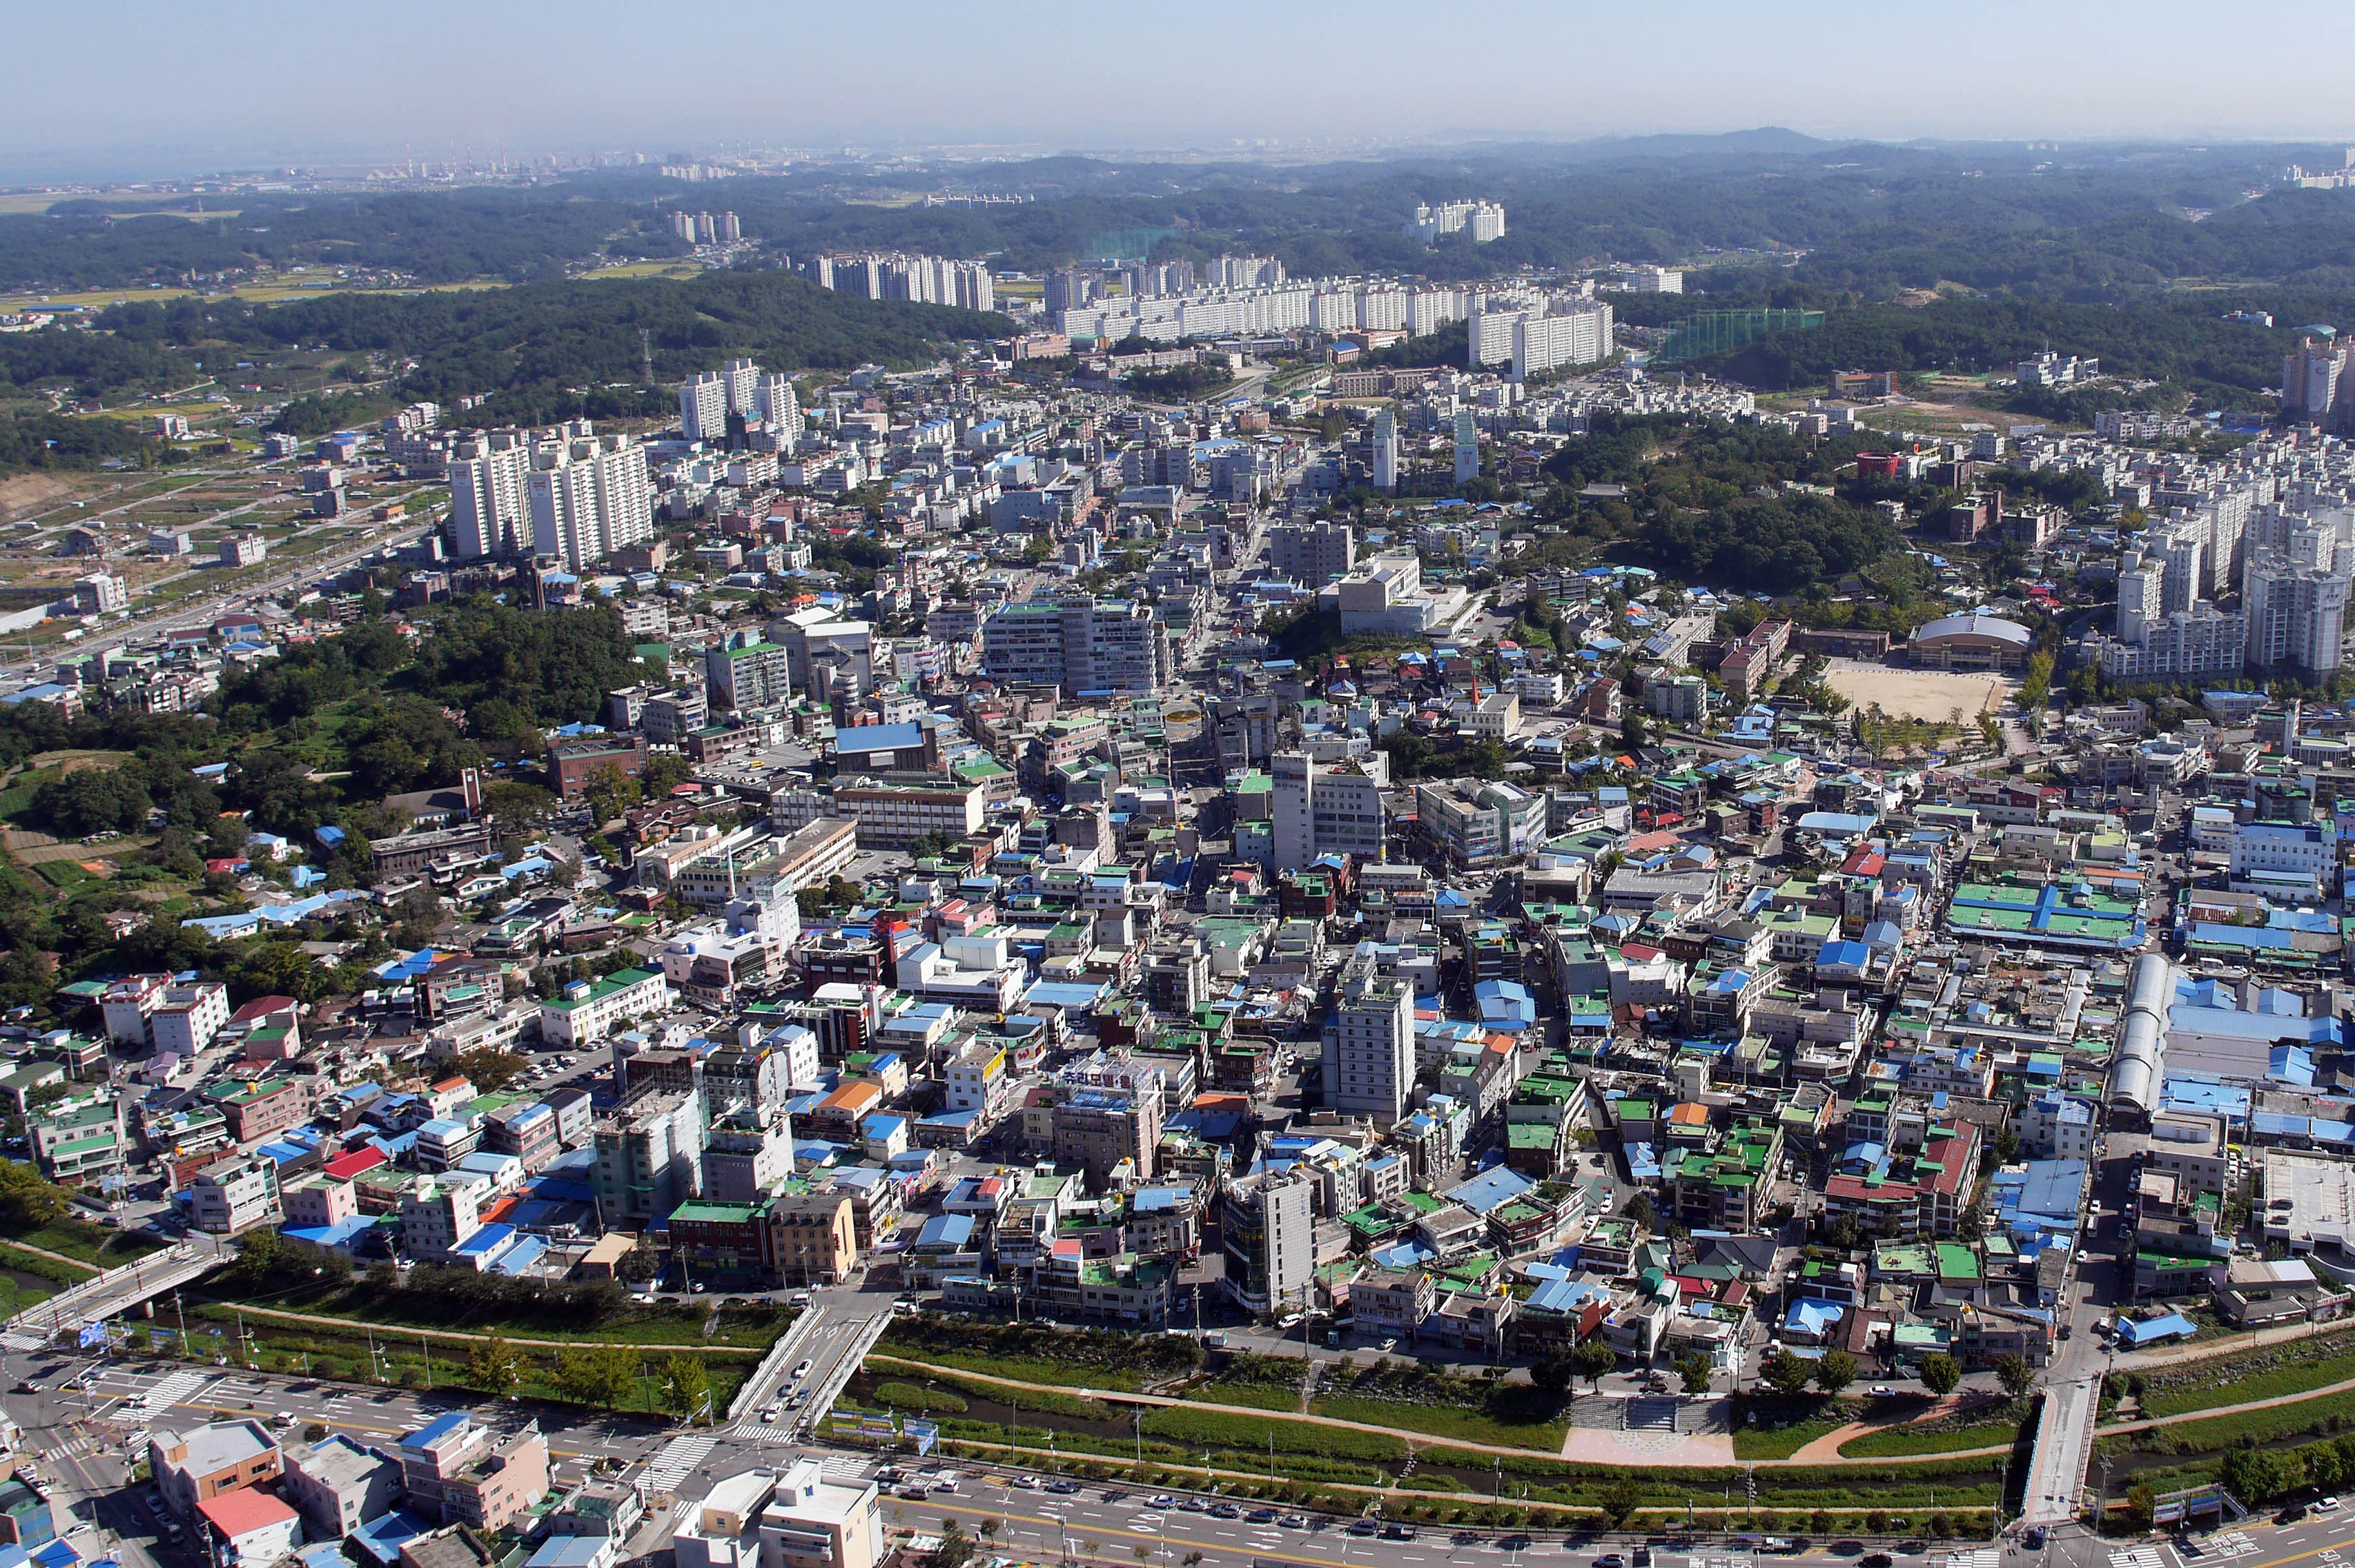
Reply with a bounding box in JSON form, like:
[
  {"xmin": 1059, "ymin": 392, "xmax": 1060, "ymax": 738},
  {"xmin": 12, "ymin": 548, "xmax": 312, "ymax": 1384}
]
[{"xmin": 72, "ymin": 271, "xmax": 1012, "ymax": 423}]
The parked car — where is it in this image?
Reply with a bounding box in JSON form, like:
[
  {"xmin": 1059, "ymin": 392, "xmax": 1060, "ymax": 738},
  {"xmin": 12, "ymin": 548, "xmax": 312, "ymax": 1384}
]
[
  {"xmin": 1148, "ymin": 1496, "xmax": 1178, "ymax": 1510},
  {"xmin": 1048, "ymin": 1480, "xmax": 1081, "ymax": 1496},
  {"xmin": 1248, "ymin": 1509, "xmax": 1279, "ymax": 1525},
  {"xmin": 1009, "ymin": 1476, "xmax": 1039, "ymax": 1491}
]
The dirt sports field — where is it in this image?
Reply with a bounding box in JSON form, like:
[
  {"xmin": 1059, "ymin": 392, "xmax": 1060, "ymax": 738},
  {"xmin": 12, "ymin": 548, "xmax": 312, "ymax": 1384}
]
[{"xmin": 1820, "ymin": 660, "xmax": 2015, "ymax": 721}]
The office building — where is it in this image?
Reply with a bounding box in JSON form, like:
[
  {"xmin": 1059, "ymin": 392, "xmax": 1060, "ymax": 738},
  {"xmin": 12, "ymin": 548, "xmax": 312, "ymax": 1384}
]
[
  {"xmin": 1269, "ymin": 752, "xmax": 1387, "ymax": 868},
  {"xmin": 1267, "ymin": 520, "xmax": 1354, "ymax": 586}
]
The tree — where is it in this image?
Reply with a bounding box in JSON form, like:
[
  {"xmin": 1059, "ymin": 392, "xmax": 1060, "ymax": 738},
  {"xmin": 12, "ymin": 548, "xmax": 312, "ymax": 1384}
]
[
  {"xmin": 2120, "ymin": 1485, "xmax": 2156, "ymax": 1533},
  {"xmin": 1918, "ymin": 1353, "xmax": 1962, "ymax": 1398},
  {"xmin": 552, "ymin": 1343, "xmax": 639, "ymax": 1410},
  {"xmin": 929, "ymin": 1524, "xmax": 973, "ymax": 1568},
  {"xmin": 1994, "ymin": 1353, "xmax": 2036, "ymax": 1402},
  {"xmin": 1529, "ymin": 1355, "xmax": 1575, "ymax": 1398},
  {"xmin": 1620, "ymin": 712, "xmax": 1650, "ymax": 751},
  {"xmin": 1574, "ymin": 1338, "xmax": 1618, "ymax": 1393},
  {"xmin": 663, "ymin": 1354, "xmax": 711, "ymax": 1422},
  {"xmin": 448, "ymin": 1047, "xmax": 529, "ymax": 1093},
  {"xmin": 1597, "ymin": 1476, "xmax": 1643, "ymax": 1529},
  {"xmin": 465, "ymin": 1333, "xmax": 523, "ymax": 1395},
  {"xmin": 1760, "ymin": 1349, "xmax": 1813, "ymax": 1398},
  {"xmin": 1621, "ymin": 1192, "xmax": 1657, "ymax": 1229},
  {"xmin": 1814, "ymin": 1350, "xmax": 1858, "ymax": 1397},
  {"xmin": 1675, "ymin": 1352, "xmax": 1714, "ymax": 1395}
]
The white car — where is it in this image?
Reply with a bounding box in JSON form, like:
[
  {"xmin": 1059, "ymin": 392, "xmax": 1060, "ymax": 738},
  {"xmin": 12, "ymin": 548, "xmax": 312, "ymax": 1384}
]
[{"xmin": 791, "ymin": 1360, "xmax": 813, "ymax": 1381}]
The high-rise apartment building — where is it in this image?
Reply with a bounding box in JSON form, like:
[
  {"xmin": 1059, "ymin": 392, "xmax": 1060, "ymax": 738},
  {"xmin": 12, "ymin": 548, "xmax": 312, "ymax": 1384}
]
[
  {"xmin": 1454, "ymin": 409, "xmax": 1480, "ymax": 484},
  {"xmin": 979, "ymin": 598, "xmax": 1171, "ymax": 695},
  {"xmin": 2247, "ymin": 531, "xmax": 2349, "ymax": 676},
  {"xmin": 447, "ymin": 435, "xmax": 536, "ymax": 560},
  {"xmin": 1511, "ymin": 302, "xmax": 1615, "ymax": 378},
  {"xmin": 718, "ymin": 358, "xmax": 760, "ymax": 417},
  {"xmin": 681, "ymin": 373, "xmax": 730, "ymax": 444},
  {"xmin": 528, "ymin": 435, "xmax": 655, "ymax": 572},
  {"xmin": 2285, "ymin": 334, "xmax": 2355, "ymax": 431},
  {"xmin": 1322, "ymin": 947, "xmax": 1413, "ymax": 1124}
]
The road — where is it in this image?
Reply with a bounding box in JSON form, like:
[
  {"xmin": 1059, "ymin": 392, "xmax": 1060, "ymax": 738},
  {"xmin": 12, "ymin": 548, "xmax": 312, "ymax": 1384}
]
[{"xmin": 6, "ymin": 1348, "xmax": 2351, "ymax": 1568}]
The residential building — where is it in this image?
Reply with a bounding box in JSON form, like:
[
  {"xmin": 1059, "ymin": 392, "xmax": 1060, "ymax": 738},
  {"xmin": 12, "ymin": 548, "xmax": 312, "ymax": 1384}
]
[
  {"xmin": 187, "ymin": 1155, "xmax": 281, "ymax": 1235},
  {"xmin": 1322, "ymin": 946, "xmax": 1412, "ymax": 1125},
  {"xmin": 528, "ymin": 434, "xmax": 656, "ymax": 573},
  {"xmin": 1219, "ymin": 1169, "xmax": 1315, "ymax": 1317},
  {"xmin": 979, "ymin": 598, "xmax": 1172, "ymax": 695},
  {"xmin": 149, "ymin": 1420, "xmax": 282, "ymax": 1520},
  {"xmin": 281, "ymin": 1434, "xmax": 402, "ymax": 1540},
  {"xmin": 396, "ymin": 1411, "xmax": 550, "ymax": 1531},
  {"xmin": 592, "ymin": 1091, "xmax": 705, "ymax": 1228}
]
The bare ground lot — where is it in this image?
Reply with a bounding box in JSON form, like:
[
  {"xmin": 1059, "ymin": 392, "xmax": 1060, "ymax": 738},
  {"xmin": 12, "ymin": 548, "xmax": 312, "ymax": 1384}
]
[{"xmin": 1821, "ymin": 660, "xmax": 2015, "ymax": 721}]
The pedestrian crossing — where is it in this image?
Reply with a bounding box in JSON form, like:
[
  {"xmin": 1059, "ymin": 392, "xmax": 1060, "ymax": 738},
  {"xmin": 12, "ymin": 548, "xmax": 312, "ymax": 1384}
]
[
  {"xmin": 1942, "ymin": 1550, "xmax": 1999, "ymax": 1568},
  {"xmin": 2111, "ymin": 1549, "xmax": 2168, "ymax": 1568},
  {"xmin": 642, "ymin": 1434, "xmax": 716, "ymax": 1494},
  {"xmin": 733, "ymin": 1424, "xmax": 799, "ymax": 1447},
  {"xmin": 2182, "ymin": 1534, "xmax": 2258, "ymax": 1562},
  {"xmin": 138, "ymin": 1371, "xmax": 207, "ymax": 1413},
  {"xmin": 0, "ymin": 1333, "xmax": 45, "ymax": 1353},
  {"xmin": 819, "ymin": 1454, "xmax": 868, "ymax": 1481}
]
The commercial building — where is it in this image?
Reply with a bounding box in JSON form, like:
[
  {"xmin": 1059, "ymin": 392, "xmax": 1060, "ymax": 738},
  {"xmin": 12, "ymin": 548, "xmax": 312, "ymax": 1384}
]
[
  {"xmin": 149, "ymin": 1420, "xmax": 282, "ymax": 1519},
  {"xmin": 187, "ymin": 1155, "xmax": 282, "ymax": 1235},
  {"xmin": 1219, "ymin": 1169, "xmax": 1315, "ymax": 1316},
  {"xmin": 1267, "ymin": 521, "xmax": 1354, "ymax": 587},
  {"xmin": 396, "ymin": 1411, "xmax": 549, "ymax": 1531}
]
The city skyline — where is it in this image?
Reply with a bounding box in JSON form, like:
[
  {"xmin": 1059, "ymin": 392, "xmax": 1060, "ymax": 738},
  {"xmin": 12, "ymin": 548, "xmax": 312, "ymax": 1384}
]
[{"xmin": 11, "ymin": 0, "xmax": 2355, "ymax": 183}]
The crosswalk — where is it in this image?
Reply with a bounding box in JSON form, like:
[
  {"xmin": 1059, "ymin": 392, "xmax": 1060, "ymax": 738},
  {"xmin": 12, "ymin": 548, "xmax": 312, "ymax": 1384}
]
[
  {"xmin": 2182, "ymin": 1534, "xmax": 2258, "ymax": 1562},
  {"xmin": 641, "ymin": 1434, "xmax": 716, "ymax": 1494},
  {"xmin": 138, "ymin": 1371, "xmax": 208, "ymax": 1413},
  {"xmin": 2111, "ymin": 1549, "xmax": 2168, "ymax": 1568},
  {"xmin": 1942, "ymin": 1550, "xmax": 1999, "ymax": 1568},
  {"xmin": 0, "ymin": 1333, "xmax": 44, "ymax": 1353},
  {"xmin": 819, "ymin": 1454, "xmax": 868, "ymax": 1481},
  {"xmin": 733, "ymin": 1424, "xmax": 798, "ymax": 1447}
]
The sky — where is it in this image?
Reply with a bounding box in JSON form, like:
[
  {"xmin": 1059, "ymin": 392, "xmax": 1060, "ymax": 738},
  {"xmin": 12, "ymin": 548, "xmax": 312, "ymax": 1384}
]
[{"xmin": 10, "ymin": 0, "xmax": 2355, "ymax": 181}]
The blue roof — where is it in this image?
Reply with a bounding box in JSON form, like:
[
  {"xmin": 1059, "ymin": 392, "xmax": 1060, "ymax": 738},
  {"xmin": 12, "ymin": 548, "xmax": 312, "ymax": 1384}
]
[
  {"xmin": 2118, "ymin": 1312, "xmax": 2200, "ymax": 1346},
  {"xmin": 835, "ymin": 721, "xmax": 926, "ymax": 755},
  {"xmin": 1786, "ymin": 1298, "xmax": 1844, "ymax": 1335},
  {"xmin": 399, "ymin": 1412, "xmax": 470, "ymax": 1451},
  {"xmin": 1443, "ymin": 1165, "xmax": 1535, "ymax": 1217},
  {"xmin": 349, "ymin": 1513, "xmax": 435, "ymax": 1568},
  {"xmin": 917, "ymin": 1212, "xmax": 976, "ymax": 1247}
]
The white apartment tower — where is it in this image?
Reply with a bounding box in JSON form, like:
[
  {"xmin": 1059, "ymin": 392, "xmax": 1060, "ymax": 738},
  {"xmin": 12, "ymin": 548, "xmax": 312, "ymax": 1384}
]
[
  {"xmin": 2246, "ymin": 521, "xmax": 2350, "ymax": 676},
  {"xmin": 1271, "ymin": 753, "xmax": 1316, "ymax": 871},
  {"xmin": 681, "ymin": 373, "xmax": 730, "ymax": 444},
  {"xmin": 1371, "ymin": 409, "xmax": 1398, "ymax": 492},
  {"xmin": 529, "ymin": 435, "xmax": 656, "ymax": 573},
  {"xmin": 1322, "ymin": 948, "xmax": 1414, "ymax": 1125},
  {"xmin": 447, "ymin": 437, "xmax": 535, "ymax": 560},
  {"xmin": 719, "ymin": 359, "xmax": 761, "ymax": 417}
]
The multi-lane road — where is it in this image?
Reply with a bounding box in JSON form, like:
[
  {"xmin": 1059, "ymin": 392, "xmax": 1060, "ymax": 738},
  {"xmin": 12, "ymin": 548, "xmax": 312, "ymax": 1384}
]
[{"xmin": 4, "ymin": 1346, "xmax": 2349, "ymax": 1568}]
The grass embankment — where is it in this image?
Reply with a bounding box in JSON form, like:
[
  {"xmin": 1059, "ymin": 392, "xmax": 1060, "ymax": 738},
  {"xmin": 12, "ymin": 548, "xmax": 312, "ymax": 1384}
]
[
  {"xmin": 1730, "ymin": 1395, "xmax": 1859, "ymax": 1460},
  {"xmin": 1840, "ymin": 1403, "xmax": 2033, "ymax": 1458},
  {"xmin": 875, "ymin": 1319, "xmax": 1198, "ymax": 1393},
  {"xmin": 149, "ymin": 1306, "xmax": 757, "ymax": 1416},
  {"xmin": 207, "ymin": 1276, "xmax": 783, "ymax": 1348},
  {"xmin": 5, "ymin": 1219, "xmax": 164, "ymax": 1270},
  {"xmin": 2132, "ymin": 1329, "xmax": 2355, "ymax": 1419}
]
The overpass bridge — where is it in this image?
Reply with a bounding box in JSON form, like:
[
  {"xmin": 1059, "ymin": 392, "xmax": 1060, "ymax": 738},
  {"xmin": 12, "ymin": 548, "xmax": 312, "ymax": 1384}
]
[{"xmin": 5, "ymin": 1239, "xmax": 231, "ymax": 1347}]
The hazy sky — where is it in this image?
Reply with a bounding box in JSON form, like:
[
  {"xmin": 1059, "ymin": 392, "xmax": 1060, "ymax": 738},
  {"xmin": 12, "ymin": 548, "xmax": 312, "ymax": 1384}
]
[{"xmin": 10, "ymin": 0, "xmax": 2355, "ymax": 179}]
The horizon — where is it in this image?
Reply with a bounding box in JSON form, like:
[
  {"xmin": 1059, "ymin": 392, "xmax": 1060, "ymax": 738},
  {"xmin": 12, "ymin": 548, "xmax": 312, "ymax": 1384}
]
[{"xmin": 8, "ymin": 0, "xmax": 2355, "ymax": 184}]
